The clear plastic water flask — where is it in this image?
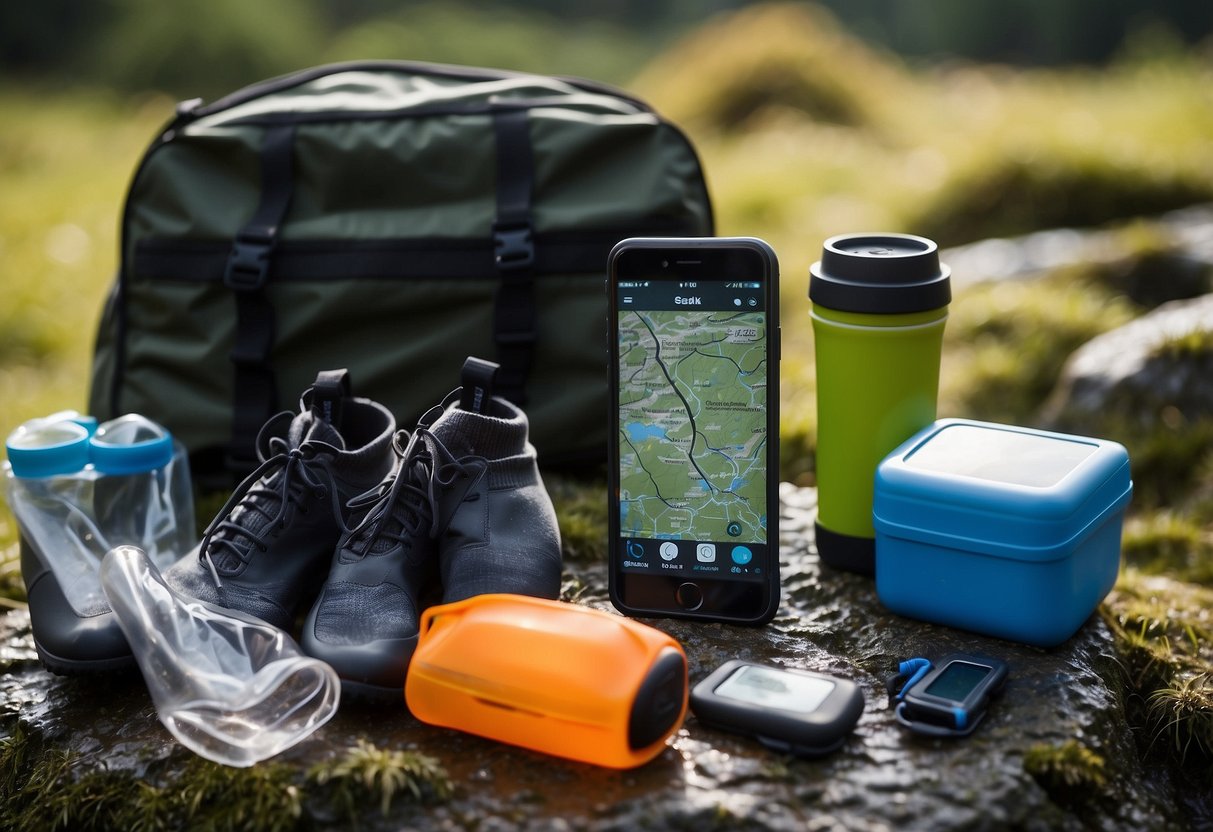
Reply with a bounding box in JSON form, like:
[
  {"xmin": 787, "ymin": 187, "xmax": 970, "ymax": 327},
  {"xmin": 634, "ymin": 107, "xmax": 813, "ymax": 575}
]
[{"xmin": 4, "ymin": 411, "xmax": 195, "ymax": 616}]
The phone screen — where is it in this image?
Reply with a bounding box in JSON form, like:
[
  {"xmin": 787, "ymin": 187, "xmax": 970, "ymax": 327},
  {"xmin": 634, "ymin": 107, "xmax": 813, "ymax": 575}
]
[{"xmin": 612, "ymin": 263, "xmax": 773, "ymax": 608}]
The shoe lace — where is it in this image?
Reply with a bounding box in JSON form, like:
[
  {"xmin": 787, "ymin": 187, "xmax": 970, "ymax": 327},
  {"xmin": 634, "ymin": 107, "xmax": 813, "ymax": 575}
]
[
  {"xmin": 198, "ymin": 412, "xmax": 343, "ymax": 588},
  {"xmin": 344, "ymin": 426, "xmax": 481, "ymax": 557}
]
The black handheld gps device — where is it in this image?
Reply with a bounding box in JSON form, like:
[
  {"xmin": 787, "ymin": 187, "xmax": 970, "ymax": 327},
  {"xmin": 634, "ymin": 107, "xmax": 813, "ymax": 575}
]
[
  {"xmin": 691, "ymin": 660, "xmax": 865, "ymax": 757},
  {"xmin": 892, "ymin": 653, "xmax": 1008, "ymax": 737}
]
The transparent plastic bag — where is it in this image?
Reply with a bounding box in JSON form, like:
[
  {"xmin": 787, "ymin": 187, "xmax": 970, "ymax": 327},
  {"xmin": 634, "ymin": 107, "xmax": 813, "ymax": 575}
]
[
  {"xmin": 4, "ymin": 412, "xmax": 195, "ymax": 616},
  {"xmin": 100, "ymin": 545, "xmax": 341, "ymax": 767}
]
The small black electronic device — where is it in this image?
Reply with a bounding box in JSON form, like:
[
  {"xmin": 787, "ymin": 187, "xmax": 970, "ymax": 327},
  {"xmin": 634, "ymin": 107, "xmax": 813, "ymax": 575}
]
[
  {"xmin": 893, "ymin": 653, "xmax": 1008, "ymax": 737},
  {"xmin": 607, "ymin": 237, "xmax": 780, "ymax": 624},
  {"xmin": 690, "ymin": 660, "xmax": 864, "ymax": 757}
]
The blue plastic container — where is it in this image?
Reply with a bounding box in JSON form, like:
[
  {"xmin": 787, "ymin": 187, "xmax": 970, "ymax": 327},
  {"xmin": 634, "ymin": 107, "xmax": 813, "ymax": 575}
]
[{"xmin": 873, "ymin": 419, "xmax": 1132, "ymax": 648}]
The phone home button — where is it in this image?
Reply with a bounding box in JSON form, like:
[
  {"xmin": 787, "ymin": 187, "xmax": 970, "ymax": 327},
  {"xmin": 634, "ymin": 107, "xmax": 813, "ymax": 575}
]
[{"xmin": 675, "ymin": 582, "xmax": 703, "ymax": 611}]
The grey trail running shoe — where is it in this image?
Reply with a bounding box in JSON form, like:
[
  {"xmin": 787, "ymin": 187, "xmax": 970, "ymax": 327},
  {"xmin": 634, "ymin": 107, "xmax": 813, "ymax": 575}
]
[
  {"xmin": 302, "ymin": 358, "xmax": 562, "ymax": 699},
  {"xmin": 165, "ymin": 371, "xmax": 395, "ymax": 632}
]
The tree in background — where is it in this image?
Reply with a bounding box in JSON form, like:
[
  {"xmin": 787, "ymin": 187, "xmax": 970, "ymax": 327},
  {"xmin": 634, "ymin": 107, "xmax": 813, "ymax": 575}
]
[{"xmin": 1, "ymin": 0, "xmax": 1210, "ymax": 99}]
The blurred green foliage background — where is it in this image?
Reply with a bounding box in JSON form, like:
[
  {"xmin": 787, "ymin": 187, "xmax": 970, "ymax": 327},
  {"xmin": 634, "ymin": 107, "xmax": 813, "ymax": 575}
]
[
  {"xmin": 3, "ymin": 0, "xmax": 1213, "ymax": 574},
  {"xmin": 3, "ymin": 0, "xmax": 1211, "ymax": 98}
]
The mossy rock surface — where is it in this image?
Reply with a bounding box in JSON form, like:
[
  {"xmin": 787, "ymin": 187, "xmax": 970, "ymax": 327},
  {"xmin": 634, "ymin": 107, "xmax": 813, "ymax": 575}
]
[
  {"xmin": 1044, "ymin": 293, "xmax": 1213, "ymax": 430},
  {"xmin": 0, "ymin": 485, "xmax": 1200, "ymax": 831}
]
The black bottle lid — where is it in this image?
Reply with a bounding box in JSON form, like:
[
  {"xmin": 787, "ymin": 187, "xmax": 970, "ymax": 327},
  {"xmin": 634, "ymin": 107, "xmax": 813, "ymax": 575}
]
[{"xmin": 809, "ymin": 233, "xmax": 951, "ymax": 314}]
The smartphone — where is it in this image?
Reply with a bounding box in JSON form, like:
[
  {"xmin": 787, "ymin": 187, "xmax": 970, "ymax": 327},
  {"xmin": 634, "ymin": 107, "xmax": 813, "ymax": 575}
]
[
  {"xmin": 690, "ymin": 660, "xmax": 864, "ymax": 757},
  {"xmin": 607, "ymin": 237, "xmax": 780, "ymax": 624}
]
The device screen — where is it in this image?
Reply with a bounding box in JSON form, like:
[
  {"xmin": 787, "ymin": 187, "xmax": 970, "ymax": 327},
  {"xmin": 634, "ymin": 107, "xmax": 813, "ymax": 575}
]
[
  {"xmin": 714, "ymin": 665, "xmax": 834, "ymax": 713},
  {"xmin": 615, "ymin": 276, "xmax": 770, "ymax": 585},
  {"xmin": 924, "ymin": 661, "xmax": 991, "ymax": 701}
]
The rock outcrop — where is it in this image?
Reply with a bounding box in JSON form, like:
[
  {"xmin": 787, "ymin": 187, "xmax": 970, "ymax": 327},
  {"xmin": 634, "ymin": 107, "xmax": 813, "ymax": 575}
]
[
  {"xmin": 0, "ymin": 485, "xmax": 1190, "ymax": 830},
  {"xmin": 1043, "ymin": 293, "xmax": 1213, "ymax": 432}
]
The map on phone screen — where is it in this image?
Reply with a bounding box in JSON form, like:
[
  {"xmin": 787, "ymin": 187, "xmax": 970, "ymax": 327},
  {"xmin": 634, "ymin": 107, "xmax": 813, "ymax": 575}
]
[{"xmin": 617, "ymin": 306, "xmax": 769, "ymax": 547}]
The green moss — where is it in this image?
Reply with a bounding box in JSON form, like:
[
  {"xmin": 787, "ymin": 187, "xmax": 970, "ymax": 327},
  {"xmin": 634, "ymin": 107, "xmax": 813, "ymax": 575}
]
[
  {"xmin": 1102, "ymin": 570, "xmax": 1212, "ymax": 681},
  {"xmin": 1102, "ymin": 571, "xmax": 1213, "ymax": 776},
  {"xmin": 1, "ymin": 723, "xmax": 141, "ymax": 832},
  {"xmin": 1023, "ymin": 740, "xmax": 1107, "ymax": 798},
  {"xmin": 1111, "ymin": 419, "xmax": 1213, "ymax": 511},
  {"xmin": 0, "ymin": 723, "xmax": 451, "ymax": 831},
  {"xmin": 547, "ymin": 475, "xmax": 608, "ymax": 563},
  {"xmin": 168, "ymin": 757, "xmax": 305, "ymax": 832},
  {"xmin": 0, "ymin": 723, "xmax": 305, "ymax": 832},
  {"xmin": 308, "ymin": 738, "xmax": 453, "ymax": 819},
  {"xmin": 1151, "ymin": 329, "xmax": 1213, "ymax": 362},
  {"xmin": 1121, "ymin": 511, "xmax": 1213, "ymax": 584},
  {"xmin": 940, "ymin": 276, "xmax": 1135, "ymax": 424},
  {"xmin": 913, "ymin": 153, "xmax": 1213, "ymax": 248},
  {"xmin": 13, "ymin": 751, "xmax": 134, "ymax": 831},
  {"xmin": 1075, "ymin": 223, "xmax": 1213, "ymax": 309}
]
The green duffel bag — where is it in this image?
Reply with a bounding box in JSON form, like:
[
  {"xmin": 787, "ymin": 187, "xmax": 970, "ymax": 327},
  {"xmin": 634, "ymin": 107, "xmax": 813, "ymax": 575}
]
[{"xmin": 89, "ymin": 61, "xmax": 713, "ymax": 481}]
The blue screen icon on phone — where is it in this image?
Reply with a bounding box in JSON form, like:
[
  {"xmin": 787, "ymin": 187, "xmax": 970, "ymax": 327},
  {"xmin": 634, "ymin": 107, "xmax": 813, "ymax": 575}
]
[
  {"xmin": 627, "ymin": 540, "xmax": 645, "ymax": 559},
  {"xmin": 731, "ymin": 545, "xmax": 753, "ymax": 565}
]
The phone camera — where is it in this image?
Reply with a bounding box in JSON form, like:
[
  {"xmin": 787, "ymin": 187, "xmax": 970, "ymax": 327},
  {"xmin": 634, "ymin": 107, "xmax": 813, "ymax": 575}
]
[{"xmin": 661, "ymin": 259, "xmax": 669, "ymax": 268}]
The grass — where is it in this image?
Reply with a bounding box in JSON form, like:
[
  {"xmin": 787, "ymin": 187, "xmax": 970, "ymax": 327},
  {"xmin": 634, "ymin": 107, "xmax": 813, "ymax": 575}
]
[
  {"xmin": 0, "ymin": 89, "xmax": 168, "ymax": 424},
  {"xmin": 308, "ymin": 738, "xmax": 454, "ymax": 818},
  {"xmin": 1147, "ymin": 672, "xmax": 1213, "ymax": 766},
  {"xmin": 0, "ymin": 724, "xmax": 452, "ymax": 830},
  {"xmin": 0, "ymin": 721, "xmax": 304, "ymax": 832},
  {"xmin": 1101, "ymin": 570, "xmax": 1213, "ymax": 775}
]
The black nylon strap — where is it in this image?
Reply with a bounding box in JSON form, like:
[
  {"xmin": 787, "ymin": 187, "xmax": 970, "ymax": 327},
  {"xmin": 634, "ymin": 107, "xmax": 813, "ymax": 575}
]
[
  {"xmin": 306, "ymin": 368, "xmax": 352, "ymax": 427},
  {"xmin": 459, "ymin": 357, "xmax": 499, "ymax": 414},
  {"xmin": 491, "ymin": 109, "xmax": 536, "ymax": 406},
  {"xmin": 224, "ymin": 124, "xmax": 295, "ymax": 471},
  {"xmin": 133, "ymin": 229, "xmax": 697, "ymax": 282}
]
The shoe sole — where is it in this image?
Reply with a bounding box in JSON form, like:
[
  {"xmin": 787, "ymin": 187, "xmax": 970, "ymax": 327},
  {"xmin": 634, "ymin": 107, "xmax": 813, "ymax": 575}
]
[{"xmin": 33, "ymin": 638, "xmax": 137, "ymax": 676}]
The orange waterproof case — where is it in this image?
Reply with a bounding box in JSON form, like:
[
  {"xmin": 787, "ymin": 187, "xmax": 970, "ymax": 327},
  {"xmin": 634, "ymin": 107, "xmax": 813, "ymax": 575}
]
[{"xmin": 405, "ymin": 594, "xmax": 688, "ymax": 768}]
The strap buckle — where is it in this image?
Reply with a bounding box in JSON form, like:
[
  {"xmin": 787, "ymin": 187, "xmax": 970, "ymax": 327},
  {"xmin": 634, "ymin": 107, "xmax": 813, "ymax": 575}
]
[
  {"xmin": 493, "ymin": 222, "xmax": 535, "ymax": 271},
  {"xmin": 224, "ymin": 230, "xmax": 275, "ymax": 291}
]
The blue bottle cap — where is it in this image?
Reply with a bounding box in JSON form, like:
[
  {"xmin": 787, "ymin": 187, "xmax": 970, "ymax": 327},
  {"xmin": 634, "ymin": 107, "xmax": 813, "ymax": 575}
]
[
  {"xmin": 89, "ymin": 415, "xmax": 175, "ymax": 475},
  {"xmin": 70, "ymin": 415, "xmax": 99, "ymax": 436},
  {"xmin": 33, "ymin": 410, "xmax": 99, "ymax": 437},
  {"xmin": 5, "ymin": 420, "xmax": 92, "ymax": 478}
]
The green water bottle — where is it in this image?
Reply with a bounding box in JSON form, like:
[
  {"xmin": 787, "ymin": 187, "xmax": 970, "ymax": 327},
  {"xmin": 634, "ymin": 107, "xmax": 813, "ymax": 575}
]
[{"xmin": 809, "ymin": 233, "xmax": 951, "ymax": 574}]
